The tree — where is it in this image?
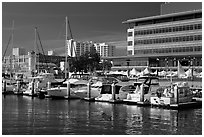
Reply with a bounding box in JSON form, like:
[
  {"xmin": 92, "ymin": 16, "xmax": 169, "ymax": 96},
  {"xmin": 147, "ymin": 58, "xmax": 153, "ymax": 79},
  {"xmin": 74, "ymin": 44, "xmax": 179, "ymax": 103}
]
[{"xmin": 70, "ymin": 51, "xmax": 101, "ymax": 73}]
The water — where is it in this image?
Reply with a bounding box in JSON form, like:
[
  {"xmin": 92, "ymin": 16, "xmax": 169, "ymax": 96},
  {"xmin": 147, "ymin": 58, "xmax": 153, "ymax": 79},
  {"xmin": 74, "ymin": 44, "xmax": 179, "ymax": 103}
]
[{"xmin": 2, "ymin": 95, "xmax": 202, "ymax": 135}]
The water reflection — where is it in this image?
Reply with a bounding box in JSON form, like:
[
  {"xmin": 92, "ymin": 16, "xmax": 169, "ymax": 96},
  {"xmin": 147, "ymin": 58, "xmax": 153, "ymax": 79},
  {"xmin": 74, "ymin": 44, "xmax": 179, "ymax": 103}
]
[{"xmin": 2, "ymin": 95, "xmax": 202, "ymax": 135}]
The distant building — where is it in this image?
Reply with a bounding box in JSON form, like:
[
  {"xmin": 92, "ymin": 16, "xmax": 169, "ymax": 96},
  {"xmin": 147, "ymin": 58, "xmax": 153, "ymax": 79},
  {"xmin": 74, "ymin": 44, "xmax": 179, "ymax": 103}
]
[
  {"xmin": 75, "ymin": 41, "xmax": 96, "ymax": 56},
  {"xmin": 94, "ymin": 43, "xmax": 116, "ymax": 57},
  {"xmin": 2, "ymin": 49, "xmax": 65, "ymax": 75},
  {"xmin": 66, "ymin": 39, "xmax": 76, "ymax": 57},
  {"xmin": 48, "ymin": 50, "xmax": 56, "ymax": 56},
  {"xmin": 12, "ymin": 47, "xmax": 26, "ymax": 56},
  {"xmin": 66, "ymin": 40, "xmax": 96, "ymax": 57}
]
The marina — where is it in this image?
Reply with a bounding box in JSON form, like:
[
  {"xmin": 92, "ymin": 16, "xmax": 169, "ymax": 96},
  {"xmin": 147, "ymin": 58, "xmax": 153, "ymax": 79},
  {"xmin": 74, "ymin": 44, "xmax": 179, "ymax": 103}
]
[{"xmin": 2, "ymin": 2, "xmax": 202, "ymax": 135}]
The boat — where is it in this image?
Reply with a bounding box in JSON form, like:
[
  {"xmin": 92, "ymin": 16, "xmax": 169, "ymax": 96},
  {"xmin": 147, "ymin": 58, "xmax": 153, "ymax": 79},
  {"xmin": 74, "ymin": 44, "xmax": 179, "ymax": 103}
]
[
  {"xmin": 70, "ymin": 73, "xmax": 90, "ymax": 81},
  {"xmin": 46, "ymin": 79, "xmax": 80, "ymax": 99},
  {"xmin": 94, "ymin": 83, "xmax": 126, "ymax": 103},
  {"xmin": 2, "ymin": 79, "xmax": 16, "ymax": 94},
  {"xmin": 106, "ymin": 74, "xmax": 129, "ymax": 82},
  {"xmin": 93, "ymin": 76, "xmax": 132, "ymax": 103},
  {"xmin": 23, "ymin": 72, "xmax": 59, "ymax": 96},
  {"xmin": 123, "ymin": 75, "xmax": 160, "ymax": 105},
  {"xmin": 13, "ymin": 81, "xmax": 28, "ymax": 95},
  {"xmin": 150, "ymin": 82, "xmax": 202, "ymax": 109},
  {"xmin": 190, "ymin": 87, "xmax": 202, "ymax": 102},
  {"xmin": 74, "ymin": 76, "xmax": 121, "ymax": 100}
]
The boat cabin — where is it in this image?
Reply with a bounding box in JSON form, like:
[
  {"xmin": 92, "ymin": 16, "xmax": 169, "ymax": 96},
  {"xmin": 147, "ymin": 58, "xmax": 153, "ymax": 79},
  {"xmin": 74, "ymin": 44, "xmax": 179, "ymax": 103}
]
[{"xmin": 134, "ymin": 76, "xmax": 159, "ymax": 94}]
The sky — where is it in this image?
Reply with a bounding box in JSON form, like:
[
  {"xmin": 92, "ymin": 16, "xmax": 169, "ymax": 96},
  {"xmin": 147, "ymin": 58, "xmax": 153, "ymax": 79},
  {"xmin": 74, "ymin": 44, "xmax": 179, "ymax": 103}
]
[{"xmin": 2, "ymin": 2, "xmax": 164, "ymax": 56}]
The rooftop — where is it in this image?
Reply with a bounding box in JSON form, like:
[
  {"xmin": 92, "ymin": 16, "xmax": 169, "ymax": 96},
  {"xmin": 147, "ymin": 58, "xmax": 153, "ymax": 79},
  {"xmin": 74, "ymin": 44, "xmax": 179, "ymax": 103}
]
[{"xmin": 122, "ymin": 9, "xmax": 202, "ymax": 24}]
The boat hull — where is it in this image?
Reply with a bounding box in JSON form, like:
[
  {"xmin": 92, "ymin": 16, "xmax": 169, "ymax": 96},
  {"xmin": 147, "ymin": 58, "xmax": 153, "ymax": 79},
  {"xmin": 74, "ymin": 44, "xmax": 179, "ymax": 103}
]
[{"xmin": 47, "ymin": 87, "xmax": 80, "ymax": 99}]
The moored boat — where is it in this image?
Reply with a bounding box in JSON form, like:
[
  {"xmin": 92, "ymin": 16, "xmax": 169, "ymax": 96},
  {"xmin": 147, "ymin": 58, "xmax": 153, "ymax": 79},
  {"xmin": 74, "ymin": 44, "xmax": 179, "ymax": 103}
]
[
  {"xmin": 150, "ymin": 82, "xmax": 202, "ymax": 109},
  {"xmin": 46, "ymin": 80, "xmax": 80, "ymax": 99},
  {"xmin": 74, "ymin": 76, "xmax": 121, "ymax": 100},
  {"xmin": 123, "ymin": 76, "xmax": 160, "ymax": 105},
  {"xmin": 2, "ymin": 80, "xmax": 16, "ymax": 94},
  {"xmin": 23, "ymin": 72, "xmax": 59, "ymax": 96}
]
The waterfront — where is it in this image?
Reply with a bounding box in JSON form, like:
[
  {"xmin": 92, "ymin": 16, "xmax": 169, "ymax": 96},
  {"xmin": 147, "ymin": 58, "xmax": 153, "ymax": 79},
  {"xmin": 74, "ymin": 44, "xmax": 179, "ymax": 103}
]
[{"xmin": 2, "ymin": 95, "xmax": 202, "ymax": 135}]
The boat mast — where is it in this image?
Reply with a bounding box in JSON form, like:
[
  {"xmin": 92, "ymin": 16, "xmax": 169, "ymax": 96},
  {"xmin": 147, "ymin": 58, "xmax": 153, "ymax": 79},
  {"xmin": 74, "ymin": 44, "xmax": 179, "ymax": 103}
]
[
  {"xmin": 34, "ymin": 27, "xmax": 37, "ymax": 75},
  {"xmin": 10, "ymin": 20, "xmax": 14, "ymax": 78},
  {"xmin": 65, "ymin": 16, "xmax": 68, "ymax": 79}
]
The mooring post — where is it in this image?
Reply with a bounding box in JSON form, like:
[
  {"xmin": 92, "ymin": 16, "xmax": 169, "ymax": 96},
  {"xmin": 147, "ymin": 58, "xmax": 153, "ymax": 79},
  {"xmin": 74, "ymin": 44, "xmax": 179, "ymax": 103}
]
[
  {"xmin": 47, "ymin": 81, "xmax": 51, "ymax": 89},
  {"xmin": 111, "ymin": 83, "xmax": 116, "ymax": 100},
  {"xmin": 67, "ymin": 81, "xmax": 70, "ymax": 98},
  {"xmin": 174, "ymin": 85, "xmax": 178, "ymax": 104},
  {"xmin": 140, "ymin": 83, "xmax": 144, "ymax": 102},
  {"xmin": 3, "ymin": 80, "xmax": 6, "ymax": 93},
  {"xmin": 87, "ymin": 82, "xmax": 91, "ymax": 98},
  {"xmin": 31, "ymin": 80, "xmax": 35, "ymax": 96},
  {"xmin": 17, "ymin": 81, "xmax": 20, "ymax": 94}
]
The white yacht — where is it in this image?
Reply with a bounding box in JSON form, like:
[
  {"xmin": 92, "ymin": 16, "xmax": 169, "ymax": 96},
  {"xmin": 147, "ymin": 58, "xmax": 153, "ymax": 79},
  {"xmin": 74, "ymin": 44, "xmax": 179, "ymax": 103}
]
[
  {"xmin": 123, "ymin": 76, "xmax": 160, "ymax": 104},
  {"xmin": 47, "ymin": 79, "xmax": 80, "ymax": 99},
  {"xmin": 23, "ymin": 72, "xmax": 59, "ymax": 96}
]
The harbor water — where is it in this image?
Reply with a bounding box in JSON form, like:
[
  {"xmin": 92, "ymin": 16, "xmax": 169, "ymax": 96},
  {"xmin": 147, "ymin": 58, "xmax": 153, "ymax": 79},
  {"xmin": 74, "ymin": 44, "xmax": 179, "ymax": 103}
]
[{"xmin": 2, "ymin": 95, "xmax": 202, "ymax": 135}]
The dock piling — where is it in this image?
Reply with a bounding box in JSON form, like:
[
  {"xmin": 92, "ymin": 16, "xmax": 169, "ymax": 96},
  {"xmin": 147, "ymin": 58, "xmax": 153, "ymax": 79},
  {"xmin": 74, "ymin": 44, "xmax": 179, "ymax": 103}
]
[
  {"xmin": 3, "ymin": 80, "xmax": 6, "ymax": 93},
  {"xmin": 140, "ymin": 84, "xmax": 144, "ymax": 102},
  {"xmin": 174, "ymin": 85, "xmax": 178, "ymax": 104},
  {"xmin": 67, "ymin": 81, "xmax": 70, "ymax": 98},
  {"xmin": 47, "ymin": 81, "xmax": 51, "ymax": 89},
  {"xmin": 31, "ymin": 81, "xmax": 35, "ymax": 96},
  {"xmin": 111, "ymin": 83, "xmax": 116, "ymax": 100},
  {"xmin": 17, "ymin": 81, "xmax": 20, "ymax": 94},
  {"xmin": 87, "ymin": 82, "xmax": 91, "ymax": 98}
]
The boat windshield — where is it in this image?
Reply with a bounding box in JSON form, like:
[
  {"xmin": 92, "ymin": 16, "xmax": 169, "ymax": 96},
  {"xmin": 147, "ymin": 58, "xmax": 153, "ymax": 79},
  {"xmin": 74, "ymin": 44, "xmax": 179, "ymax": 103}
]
[
  {"xmin": 61, "ymin": 84, "xmax": 67, "ymax": 87},
  {"xmin": 137, "ymin": 77, "xmax": 159, "ymax": 85}
]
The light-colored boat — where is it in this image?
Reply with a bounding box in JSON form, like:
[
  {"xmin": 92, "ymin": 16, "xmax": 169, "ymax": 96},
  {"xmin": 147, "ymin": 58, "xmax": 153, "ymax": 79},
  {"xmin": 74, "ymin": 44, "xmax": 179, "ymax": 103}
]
[
  {"xmin": 123, "ymin": 76, "xmax": 160, "ymax": 104},
  {"xmin": 23, "ymin": 72, "xmax": 59, "ymax": 96},
  {"xmin": 150, "ymin": 82, "xmax": 201, "ymax": 109},
  {"xmin": 73, "ymin": 80, "xmax": 102, "ymax": 99},
  {"xmin": 2, "ymin": 79, "xmax": 16, "ymax": 94},
  {"xmin": 74, "ymin": 76, "xmax": 121, "ymax": 99},
  {"xmin": 46, "ymin": 79, "xmax": 80, "ymax": 99}
]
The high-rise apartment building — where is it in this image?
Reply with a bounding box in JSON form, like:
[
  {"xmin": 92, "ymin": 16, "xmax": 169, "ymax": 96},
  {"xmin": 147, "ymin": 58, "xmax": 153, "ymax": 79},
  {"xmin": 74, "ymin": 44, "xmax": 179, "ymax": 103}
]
[
  {"xmin": 94, "ymin": 43, "xmax": 116, "ymax": 57},
  {"xmin": 75, "ymin": 41, "xmax": 96, "ymax": 56}
]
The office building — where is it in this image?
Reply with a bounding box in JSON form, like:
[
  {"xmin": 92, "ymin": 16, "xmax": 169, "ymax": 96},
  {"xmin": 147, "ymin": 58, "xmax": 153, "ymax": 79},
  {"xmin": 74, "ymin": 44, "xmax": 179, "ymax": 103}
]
[{"xmin": 104, "ymin": 4, "xmax": 202, "ymax": 71}]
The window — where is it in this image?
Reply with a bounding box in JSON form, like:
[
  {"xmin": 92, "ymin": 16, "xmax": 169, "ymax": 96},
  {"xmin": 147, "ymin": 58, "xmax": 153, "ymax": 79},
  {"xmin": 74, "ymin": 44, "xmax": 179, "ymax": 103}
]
[
  {"xmin": 175, "ymin": 26, "xmax": 179, "ymax": 31},
  {"xmin": 190, "ymin": 25, "xmax": 194, "ymax": 30},
  {"xmin": 128, "ymin": 41, "xmax": 133, "ymax": 46},
  {"xmin": 186, "ymin": 36, "xmax": 190, "ymax": 41},
  {"xmin": 198, "ymin": 35, "xmax": 202, "ymax": 40},
  {"xmin": 128, "ymin": 32, "xmax": 133, "ymax": 37},
  {"xmin": 190, "ymin": 36, "xmax": 194, "ymax": 41},
  {"xmin": 128, "ymin": 50, "xmax": 132, "ymax": 55},
  {"xmin": 179, "ymin": 26, "xmax": 182, "ymax": 31}
]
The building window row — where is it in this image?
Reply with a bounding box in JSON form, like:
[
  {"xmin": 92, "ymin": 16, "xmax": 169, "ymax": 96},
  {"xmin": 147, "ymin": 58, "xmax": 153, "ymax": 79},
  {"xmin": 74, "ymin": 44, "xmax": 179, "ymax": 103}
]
[
  {"xmin": 133, "ymin": 23, "xmax": 202, "ymax": 36},
  {"xmin": 134, "ymin": 35, "xmax": 201, "ymax": 45},
  {"xmin": 132, "ymin": 46, "xmax": 201, "ymax": 55}
]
